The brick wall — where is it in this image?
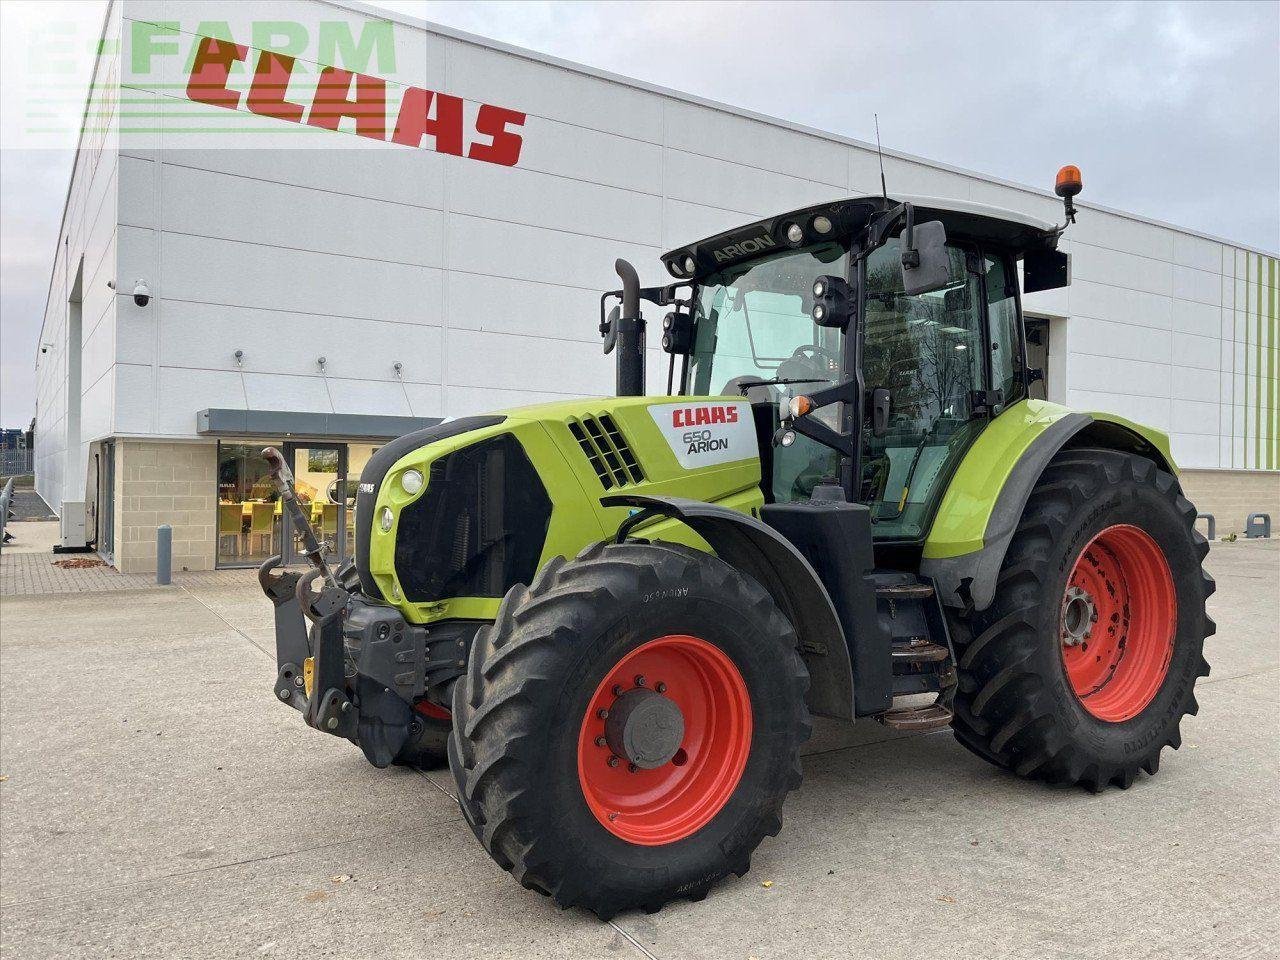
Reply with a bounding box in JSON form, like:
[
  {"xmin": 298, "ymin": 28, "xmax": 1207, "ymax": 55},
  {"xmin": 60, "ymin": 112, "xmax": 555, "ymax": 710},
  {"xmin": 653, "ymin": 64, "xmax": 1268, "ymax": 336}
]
[
  {"xmin": 1179, "ymin": 469, "xmax": 1280, "ymax": 538},
  {"xmin": 115, "ymin": 441, "xmax": 217, "ymax": 573}
]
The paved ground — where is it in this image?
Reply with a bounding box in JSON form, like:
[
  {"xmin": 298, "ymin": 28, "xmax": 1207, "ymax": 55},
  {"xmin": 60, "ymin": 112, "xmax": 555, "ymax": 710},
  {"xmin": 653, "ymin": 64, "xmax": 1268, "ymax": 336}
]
[
  {"xmin": 1, "ymin": 540, "xmax": 1276, "ymax": 959},
  {"xmin": 2, "ymin": 487, "xmax": 57, "ymax": 522},
  {"xmin": 1, "ymin": 522, "xmax": 254, "ymax": 595}
]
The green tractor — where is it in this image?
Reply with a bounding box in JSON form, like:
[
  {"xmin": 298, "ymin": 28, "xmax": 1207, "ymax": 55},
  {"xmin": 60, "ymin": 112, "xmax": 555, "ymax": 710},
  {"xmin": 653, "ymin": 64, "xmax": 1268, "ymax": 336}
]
[{"xmin": 260, "ymin": 167, "xmax": 1213, "ymax": 919}]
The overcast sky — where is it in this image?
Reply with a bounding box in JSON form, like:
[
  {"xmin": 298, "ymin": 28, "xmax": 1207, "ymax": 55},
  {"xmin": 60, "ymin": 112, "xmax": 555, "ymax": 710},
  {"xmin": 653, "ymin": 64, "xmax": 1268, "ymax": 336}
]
[{"xmin": 2, "ymin": 0, "xmax": 1277, "ymax": 428}]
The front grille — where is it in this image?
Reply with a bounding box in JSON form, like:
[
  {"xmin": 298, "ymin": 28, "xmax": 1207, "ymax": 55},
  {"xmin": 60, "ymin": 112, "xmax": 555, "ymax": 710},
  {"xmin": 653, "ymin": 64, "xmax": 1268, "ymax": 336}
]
[{"xmin": 568, "ymin": 414, "xmax": 645, "ymax": 489}]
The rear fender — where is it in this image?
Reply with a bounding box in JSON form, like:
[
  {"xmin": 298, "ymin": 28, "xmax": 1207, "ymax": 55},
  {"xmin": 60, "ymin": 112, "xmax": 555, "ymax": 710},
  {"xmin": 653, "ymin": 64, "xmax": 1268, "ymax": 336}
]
[
  {"xmin": 921, "ymin": 400, "xmax": 1177, "ymax": 612},
  {"xmin": 602, "ymin": 494, "xmax": 855, "ymax": 720}
]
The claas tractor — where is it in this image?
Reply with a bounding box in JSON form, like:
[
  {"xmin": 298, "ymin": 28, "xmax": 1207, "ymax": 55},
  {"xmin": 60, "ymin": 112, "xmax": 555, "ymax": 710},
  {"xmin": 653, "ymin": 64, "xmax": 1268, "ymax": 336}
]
[{"xmin": 259, "ymin": 166, "xmax": 1213, "ymax": 919}]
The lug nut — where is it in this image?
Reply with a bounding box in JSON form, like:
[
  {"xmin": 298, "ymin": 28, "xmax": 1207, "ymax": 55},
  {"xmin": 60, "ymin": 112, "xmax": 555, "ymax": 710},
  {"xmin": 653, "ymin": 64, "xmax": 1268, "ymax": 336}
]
[
  {"xmin": 598, "ymin": 708, "xmax": 609, "ymax": 719},
  {"xmin": 612, "ymin": 685, "xmax": 623, "ymax": 697},
  {"xmin": 595, "ymin": 736, "xmax": 607, "ymax": 747},
  {"xmin": 607, "ymin": 756, "xmax": 620, "ymax": 768},
  {"xmin": 325, "ymin": 717, "xmax": 339, "ymax": 730},
  {"xmin": 635, "ymin": 675, "xmax": 646, "ymax": 687},
  {"xmin": 293, "ymin": 675, "xmax": 304, "ymax": 687},
  {"xmin": 277, "ymin": 688, "xmax": 291, "ymax": 701},
  {"xmin": 628, "ymin": 763, "xmax": 638, "ymax": 774},
  {"xmin": 656, "ymin": 682, "xmax": 667, "ymax": 694}
]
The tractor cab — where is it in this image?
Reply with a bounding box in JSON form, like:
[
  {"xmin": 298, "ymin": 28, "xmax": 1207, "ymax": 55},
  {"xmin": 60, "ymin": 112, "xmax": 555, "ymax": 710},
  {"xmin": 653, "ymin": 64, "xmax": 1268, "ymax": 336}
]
[{"xmin": 602, "ymin": 190, "xmax": 1073, "ymax": 549}]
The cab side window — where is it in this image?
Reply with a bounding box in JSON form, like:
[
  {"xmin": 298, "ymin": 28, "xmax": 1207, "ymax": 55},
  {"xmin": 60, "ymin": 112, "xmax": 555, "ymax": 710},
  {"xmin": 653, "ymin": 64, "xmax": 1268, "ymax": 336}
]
[{"xmin": 984, "ymin": 253, "xmax": 1022, "ymax": 404}]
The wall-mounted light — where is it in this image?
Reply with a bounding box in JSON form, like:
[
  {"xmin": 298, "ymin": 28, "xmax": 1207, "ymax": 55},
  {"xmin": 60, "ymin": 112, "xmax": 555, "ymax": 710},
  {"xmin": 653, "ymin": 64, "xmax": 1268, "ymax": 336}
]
[
  {"xmin": 234, "ymin": 350, "xmax": 244, "ymax": 367},
  {"xmin": 393, "ymin": 361, "xmax": 403, "ymax": 377},
  {"xmin": 317, "ymin": 356, "xmax": 327, "ymax": 370}
]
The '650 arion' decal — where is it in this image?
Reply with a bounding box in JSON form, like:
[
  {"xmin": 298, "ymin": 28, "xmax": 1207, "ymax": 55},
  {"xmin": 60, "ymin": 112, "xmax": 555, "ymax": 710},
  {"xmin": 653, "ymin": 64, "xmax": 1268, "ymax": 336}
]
[{"xmin": 647, "ymin": 401, "xmax": 756, "ymax": 470}]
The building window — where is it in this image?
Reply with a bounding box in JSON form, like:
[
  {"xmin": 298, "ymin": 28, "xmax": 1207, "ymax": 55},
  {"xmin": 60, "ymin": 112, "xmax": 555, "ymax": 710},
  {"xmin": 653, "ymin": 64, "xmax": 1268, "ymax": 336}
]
[{"xmin": 216, "ymin": 441, "xmax": 284, "ymax": 567}]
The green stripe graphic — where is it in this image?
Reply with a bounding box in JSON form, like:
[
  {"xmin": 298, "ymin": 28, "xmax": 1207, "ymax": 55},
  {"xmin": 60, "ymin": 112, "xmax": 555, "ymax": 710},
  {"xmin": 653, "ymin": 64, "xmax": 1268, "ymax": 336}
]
[
  {"xmin": 1257, "ymin": 253, "xmax": 1264, "ymax": 470},
  {"xmin": 1244, "ymin": 253, "xmax": 1250, "ymax": 468},
  {"xmin": 1264, "ymin": 253, "xmax": 1274, "ymax": 468}
]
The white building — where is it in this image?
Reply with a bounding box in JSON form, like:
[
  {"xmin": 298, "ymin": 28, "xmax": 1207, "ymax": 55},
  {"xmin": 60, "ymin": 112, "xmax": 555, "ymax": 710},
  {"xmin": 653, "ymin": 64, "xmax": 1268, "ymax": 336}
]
[{"xmin": 34, "ymin": 0, "xmax": 1279, "ymax": 572}]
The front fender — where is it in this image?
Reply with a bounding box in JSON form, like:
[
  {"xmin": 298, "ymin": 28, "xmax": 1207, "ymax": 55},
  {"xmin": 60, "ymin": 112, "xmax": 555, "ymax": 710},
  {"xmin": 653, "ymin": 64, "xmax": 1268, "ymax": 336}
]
[
  {"xmin": 921, "ymin": 399, "xmax": 1177, "ymax": 611},
  {"xmin": 602, "ymin": 494, "xmax": 856, "ymax": 720}
]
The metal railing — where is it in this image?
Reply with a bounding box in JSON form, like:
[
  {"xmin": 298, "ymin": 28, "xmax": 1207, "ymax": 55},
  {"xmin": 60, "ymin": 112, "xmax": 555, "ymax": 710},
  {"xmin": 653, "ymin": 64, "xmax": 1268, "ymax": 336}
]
[
  {"xmin": 0, "ymin": 476, "xmax": 14, "ymax": 547},
  {"xmin": 1, "ymin": 448, "xmax": 34, "ymax": 477}
]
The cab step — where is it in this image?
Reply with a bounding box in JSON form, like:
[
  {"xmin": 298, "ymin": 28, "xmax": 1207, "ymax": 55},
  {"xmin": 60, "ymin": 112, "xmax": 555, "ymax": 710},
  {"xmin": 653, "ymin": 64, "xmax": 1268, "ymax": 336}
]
[
  {"xmin": 891, "ymin": 638, "xmax": 949, "ymax": 663},
  {"xmin": 876, "ymin": 702, "xmax": 953, "ymax": 731},
  {"xmin": 875, "ymin": 582, "xmax": 935, "ymax": 599}
]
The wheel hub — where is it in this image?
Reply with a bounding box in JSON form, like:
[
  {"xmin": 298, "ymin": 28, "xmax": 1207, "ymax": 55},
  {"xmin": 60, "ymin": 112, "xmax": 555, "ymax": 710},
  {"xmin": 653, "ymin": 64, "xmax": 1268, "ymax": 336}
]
[
  {"xmin": 577, "ymin": 634, "xmax": 753, "ymax": 845},
  {"xmin": 605, "ymin": 689, "xmax": 685, "ymax": 769},
  {"xmin": 1059, "ymin": 524, "xmax": 1177, "ymax": 723},
  {"xmin": 1061, "ymin": 585, "xmax": 1097, "ymax": 647}
]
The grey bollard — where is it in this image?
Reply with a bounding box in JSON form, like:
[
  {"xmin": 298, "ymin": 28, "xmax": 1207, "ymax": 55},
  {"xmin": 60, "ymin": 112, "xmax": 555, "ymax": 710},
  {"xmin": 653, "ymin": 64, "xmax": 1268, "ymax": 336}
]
[
  {"xmin": 1196, "ymin": 513, "xmax": 1215, "ymax": 541},
  {"xmin": 1245, "ymin": 513, "xmax": 1271, "ymax": 539},
  {"xmin": 157, "ymin": 523, "xmax": 172, "ymax": 584}
]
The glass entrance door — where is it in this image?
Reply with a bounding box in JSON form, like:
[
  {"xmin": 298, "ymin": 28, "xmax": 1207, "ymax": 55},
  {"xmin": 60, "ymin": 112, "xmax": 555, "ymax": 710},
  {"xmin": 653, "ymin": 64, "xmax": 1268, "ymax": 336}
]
[{"xmin": 284, "ymin": 443, "xmax": 349, "ymax": 566}]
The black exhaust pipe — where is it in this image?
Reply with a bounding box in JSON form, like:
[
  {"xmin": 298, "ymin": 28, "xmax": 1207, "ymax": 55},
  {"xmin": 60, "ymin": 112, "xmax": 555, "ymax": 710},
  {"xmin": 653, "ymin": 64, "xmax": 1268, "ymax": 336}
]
[{"xmin": 614, "ymin": 258, "xmax": 645, "ymax": 396}]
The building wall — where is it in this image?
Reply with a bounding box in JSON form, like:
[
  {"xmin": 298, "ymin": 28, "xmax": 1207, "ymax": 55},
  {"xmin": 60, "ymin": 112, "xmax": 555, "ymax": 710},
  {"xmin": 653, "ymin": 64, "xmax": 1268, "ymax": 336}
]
[
  {"xmin": 36, "ymin": 0, "xmax": 1279, "ymax": 531},
  {"xmin": 33, "ymin": 4, "xmax": 123, "ymax": 512},
  {"xmin": 114, "ymin": 440, "xmax": 217, "ymax": 573},
  {"xmin": 1179, "ymin": 469, "xmax": 1280, "ymax": 538}
]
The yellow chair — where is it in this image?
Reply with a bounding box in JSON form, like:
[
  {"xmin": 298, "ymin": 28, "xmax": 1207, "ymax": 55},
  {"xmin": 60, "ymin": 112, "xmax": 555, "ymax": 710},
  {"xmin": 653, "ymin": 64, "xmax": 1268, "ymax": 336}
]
[
  {"xmin": 218, "ymin": 503, "xmax": 244, "ymax": 558},
  {"xmin": 316, "ymin": 503, "xmax": 339, "ymax": 545},
  {"xmin": 248, "ymin": 502, "xmax": 276, "ymax": 556}
]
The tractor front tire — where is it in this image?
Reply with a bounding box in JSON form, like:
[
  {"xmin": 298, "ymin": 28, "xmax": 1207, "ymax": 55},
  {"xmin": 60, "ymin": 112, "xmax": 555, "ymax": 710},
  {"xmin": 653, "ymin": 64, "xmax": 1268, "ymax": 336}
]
[
  {"xmin": 448, "ymin": 541, "xmax": 811, "ymax": 919},
  {"xmin": 951, "ymin": 448, "xmax": 1214, "ymax": 791}
]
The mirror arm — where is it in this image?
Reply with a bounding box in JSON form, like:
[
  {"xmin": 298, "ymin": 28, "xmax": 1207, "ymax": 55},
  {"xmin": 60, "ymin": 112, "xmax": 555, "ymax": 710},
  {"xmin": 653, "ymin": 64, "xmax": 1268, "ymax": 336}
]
[{"xmin": 900, "ymin": 202, "xmax": 920, "ymax": 268}]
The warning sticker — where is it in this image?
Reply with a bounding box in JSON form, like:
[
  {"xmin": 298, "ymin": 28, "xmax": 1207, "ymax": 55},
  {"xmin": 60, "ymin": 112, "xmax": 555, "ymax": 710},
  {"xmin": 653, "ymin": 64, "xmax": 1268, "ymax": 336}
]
[{"xmin": 646, "ymin": 401, "xmax": 757, "ymax": 470}]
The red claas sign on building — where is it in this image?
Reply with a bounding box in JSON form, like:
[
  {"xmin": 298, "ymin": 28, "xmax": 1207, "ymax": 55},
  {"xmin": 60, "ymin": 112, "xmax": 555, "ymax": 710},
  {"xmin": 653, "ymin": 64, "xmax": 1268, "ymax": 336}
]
[{"xmin": 186, "ymin": 37, "xmax": 526, "ymax": 166}]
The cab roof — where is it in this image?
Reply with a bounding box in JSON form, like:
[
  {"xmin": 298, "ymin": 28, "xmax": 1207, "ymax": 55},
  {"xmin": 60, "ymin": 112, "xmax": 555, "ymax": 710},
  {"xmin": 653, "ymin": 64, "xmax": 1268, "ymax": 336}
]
[{"xmin": 661, "ymin": 194, "xmax": 1061, "ymax": 282}]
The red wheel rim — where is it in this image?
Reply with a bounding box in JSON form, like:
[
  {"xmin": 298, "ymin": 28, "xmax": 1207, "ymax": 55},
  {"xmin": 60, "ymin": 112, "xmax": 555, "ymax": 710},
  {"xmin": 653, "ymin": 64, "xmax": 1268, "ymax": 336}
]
[
  {"xmin": 1060, "ymin": 524, "xmax": 1176, "ymax": 722},
  {"xmin": 577, "ymin": 635, "xmax": 752, "ymax": 845}
]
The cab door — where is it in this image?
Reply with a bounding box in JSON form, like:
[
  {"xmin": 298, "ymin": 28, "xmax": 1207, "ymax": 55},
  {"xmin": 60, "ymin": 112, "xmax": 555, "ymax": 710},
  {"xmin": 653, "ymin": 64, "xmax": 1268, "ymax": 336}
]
[{"xmin": 858, "ymin": 238, "xmax": 989, "ymax": 540}]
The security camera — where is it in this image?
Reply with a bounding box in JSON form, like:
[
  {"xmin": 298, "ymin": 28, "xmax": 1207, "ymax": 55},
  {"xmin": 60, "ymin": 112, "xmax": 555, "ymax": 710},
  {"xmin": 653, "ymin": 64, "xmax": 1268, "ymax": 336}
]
[{"xmin": 132, "ymin": 279, "xmax": 150, "ymax": 307}]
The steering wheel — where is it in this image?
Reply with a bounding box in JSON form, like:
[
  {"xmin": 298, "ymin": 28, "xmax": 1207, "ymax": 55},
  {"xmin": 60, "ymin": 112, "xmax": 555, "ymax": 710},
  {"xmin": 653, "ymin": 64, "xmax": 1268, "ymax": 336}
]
[
  {"xmin": 326, "ymin": 479, "xmax": 348, "ymax": 505},
  {"xmin": 776, "ymin": 344, "xmax": 839, "ymax": 384}
]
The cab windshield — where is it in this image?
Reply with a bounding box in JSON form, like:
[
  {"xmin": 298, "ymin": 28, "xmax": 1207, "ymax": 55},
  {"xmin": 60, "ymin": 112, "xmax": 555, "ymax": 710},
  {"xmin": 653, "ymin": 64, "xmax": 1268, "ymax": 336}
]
[
  {"xmin": 689, "ymin": 242, "xmax": 847, "ymax": 396},
  {"xmin": 688, "ymin": 242, "xmax": 848, "ymax": 502}
]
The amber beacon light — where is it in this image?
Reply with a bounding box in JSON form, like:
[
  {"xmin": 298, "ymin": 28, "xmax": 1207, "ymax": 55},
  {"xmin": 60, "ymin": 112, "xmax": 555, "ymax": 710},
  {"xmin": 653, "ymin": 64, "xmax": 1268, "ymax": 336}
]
[{"xmin": 1054, "ymin": 164, "xmax": 1083, "ymax": 223}]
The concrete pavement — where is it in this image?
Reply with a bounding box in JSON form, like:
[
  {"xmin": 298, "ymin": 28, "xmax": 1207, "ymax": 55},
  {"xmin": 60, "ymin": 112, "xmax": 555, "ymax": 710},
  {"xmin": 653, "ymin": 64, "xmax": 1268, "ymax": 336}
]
[{"xmin": 1, "ymin": 540, "xmax": 1276, "ymax": 959}]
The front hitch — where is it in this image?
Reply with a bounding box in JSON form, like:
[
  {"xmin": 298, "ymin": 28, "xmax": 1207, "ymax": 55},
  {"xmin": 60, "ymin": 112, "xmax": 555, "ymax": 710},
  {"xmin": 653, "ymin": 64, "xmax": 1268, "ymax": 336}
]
[{"xmin": 259, "ymin": 446, "xmax": 354, "ymax": 738}]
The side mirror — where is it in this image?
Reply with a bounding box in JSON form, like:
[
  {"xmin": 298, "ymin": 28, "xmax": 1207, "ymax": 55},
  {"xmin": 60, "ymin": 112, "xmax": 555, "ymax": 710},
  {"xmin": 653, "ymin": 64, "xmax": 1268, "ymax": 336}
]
[
  {"xmin": 870, "ymin": 387, "xmax": 891, "ymax": 437},
  {"xmin": 810, "ymin": 275, "xmax": 854, "ymax": 330},
  {"xmin": 1023, "ymin": 249, "xmax": 1071, "ymax": 293},
  {"xmin": 900, "ymin": 219, "xmax": 950, "ymax": 296},
  {"xmin": 601, "ymin": 304, "xmax": 619, "ymax": 355}
]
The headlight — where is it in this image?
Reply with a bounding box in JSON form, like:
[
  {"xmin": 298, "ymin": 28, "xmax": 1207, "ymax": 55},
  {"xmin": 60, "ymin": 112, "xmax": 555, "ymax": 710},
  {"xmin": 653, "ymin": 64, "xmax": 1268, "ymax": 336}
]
[
  {"xmin": 400, "ymin": 469, "xmax": 424, "ymax": 494},
  {"xmin": 379, "ymin": 506, "xmax": 394, "ymax": 532}
]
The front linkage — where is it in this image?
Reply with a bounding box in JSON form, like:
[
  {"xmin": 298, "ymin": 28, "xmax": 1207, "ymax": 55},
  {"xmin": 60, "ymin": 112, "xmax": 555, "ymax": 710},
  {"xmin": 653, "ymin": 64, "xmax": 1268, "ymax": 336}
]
[{"xmin": 257, "ymin": 446, "xmax": 466, "ymax": 768}]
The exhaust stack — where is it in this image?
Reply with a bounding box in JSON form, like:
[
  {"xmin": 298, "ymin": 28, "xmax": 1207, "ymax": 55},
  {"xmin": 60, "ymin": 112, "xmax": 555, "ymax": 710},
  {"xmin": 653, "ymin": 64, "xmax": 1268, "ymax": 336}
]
[{"xmin": 613, "ymin": 258, "xmax": 645, "ymax": 396}]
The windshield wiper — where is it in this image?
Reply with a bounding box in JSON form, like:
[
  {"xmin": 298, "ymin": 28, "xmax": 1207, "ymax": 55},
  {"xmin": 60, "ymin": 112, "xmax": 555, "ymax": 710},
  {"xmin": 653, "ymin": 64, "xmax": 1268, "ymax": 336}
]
[{"xmin": 745, "ymin": 377, "xmax": 830, "ymax": 387}]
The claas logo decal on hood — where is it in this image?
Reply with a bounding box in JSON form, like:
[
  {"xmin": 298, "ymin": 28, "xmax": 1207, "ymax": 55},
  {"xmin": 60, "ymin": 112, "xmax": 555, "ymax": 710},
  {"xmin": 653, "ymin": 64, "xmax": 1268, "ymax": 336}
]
[
  {"xmin": 648, "ymin": 402, "xmax": 756, "ymax": 470},
  {"xmin": 671, "ymin": 406, "xmax": 740, "ymax": 428}
]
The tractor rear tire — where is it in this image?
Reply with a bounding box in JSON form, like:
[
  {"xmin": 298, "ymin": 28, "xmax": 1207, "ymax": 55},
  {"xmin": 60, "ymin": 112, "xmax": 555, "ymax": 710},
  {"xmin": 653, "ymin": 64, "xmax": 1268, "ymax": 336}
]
[
  {"xmin": 950, "ymin": 448, "xmax": 1214, "ymax": 791},
  {"xmin": 448, "ymin": 540, "xmax": 811, "ymax": 919}
]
